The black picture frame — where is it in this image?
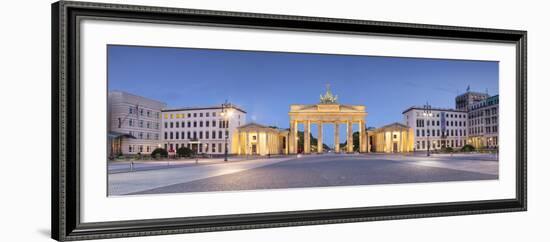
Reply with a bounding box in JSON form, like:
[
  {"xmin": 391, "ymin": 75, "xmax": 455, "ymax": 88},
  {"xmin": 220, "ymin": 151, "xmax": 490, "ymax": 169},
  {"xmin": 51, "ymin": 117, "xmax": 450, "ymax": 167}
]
[{"xmin": 52, "ymin": 1, "xmax": 527, "ymax": 241}]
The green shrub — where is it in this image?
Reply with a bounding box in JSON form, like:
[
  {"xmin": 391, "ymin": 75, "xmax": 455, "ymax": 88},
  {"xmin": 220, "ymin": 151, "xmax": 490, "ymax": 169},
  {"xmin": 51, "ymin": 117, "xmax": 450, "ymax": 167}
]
[
  {"xmin": 176, "ymin": 147, "xmax": 195, "ymax": 158},
  {"xmin": 441, "ymin": 146, "xmax": 454, "ymax": 153},
  {"xmin": 151, "ymin": 148, "xmax": 168, "ymax": 159},
  {"xmin": 461, "ymin": 144, "xmax": 475, "ymax": 152}
]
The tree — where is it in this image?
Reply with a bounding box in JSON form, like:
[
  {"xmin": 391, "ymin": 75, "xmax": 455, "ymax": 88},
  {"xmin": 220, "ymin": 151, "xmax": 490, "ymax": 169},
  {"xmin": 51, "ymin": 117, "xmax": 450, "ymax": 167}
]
[
  {"xmin": 176, "ymin": 146, "xmax": 195, "ymax": 158},
  {"xmin": 151, "ymin": 148, "xmax": 168, "ymax": 159},
  {"xmin": 461, "ymin": 144, "xmax": 475, "ymax": 152}
]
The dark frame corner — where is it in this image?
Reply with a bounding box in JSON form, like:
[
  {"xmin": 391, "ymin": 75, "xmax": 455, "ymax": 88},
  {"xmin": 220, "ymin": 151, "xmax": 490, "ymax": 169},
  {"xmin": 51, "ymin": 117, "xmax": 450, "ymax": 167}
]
[{"xmin": 52, "ymin": 1, "xmax": 527, "ymax": 241}]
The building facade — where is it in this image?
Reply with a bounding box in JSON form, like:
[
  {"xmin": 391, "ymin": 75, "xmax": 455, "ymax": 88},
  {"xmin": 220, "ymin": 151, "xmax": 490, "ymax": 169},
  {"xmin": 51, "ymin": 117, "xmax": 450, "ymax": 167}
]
[
  {"xmin": 455, "ymin": 90, "xmax": 490, "ymax": 111},
  {"xmin": 368, "ymin": 123, "xmax": 414, "ymax": 153},
  {"xmin": 468, "ymin": 95, "xmax": 499, "ymax": 148},
  {"xmin": 108, "ymin": 91, "xmax": 166, "ymax": 157},
  {"xmin": 160, "ymin": 105, "xmax": 246, "ymax": 155},
  {"xmin": 403, "ymin": 107, "xmax": 468, "ymax": 151},
  {"xmin": 231, "ymin": 123, "xmax": 289, "ymax": 155}
]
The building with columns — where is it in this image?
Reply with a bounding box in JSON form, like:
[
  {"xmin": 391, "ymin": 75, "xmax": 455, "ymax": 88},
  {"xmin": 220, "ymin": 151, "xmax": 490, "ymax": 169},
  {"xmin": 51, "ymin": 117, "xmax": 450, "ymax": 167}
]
[
  {"xmin": 288, "ymin": 86, "xmax": 368, "ymax": 154},
  {"xmin": 231, "ymin": 123, "xmax": 289, "ymax": 155},
  {"xmin": 368, "ymin": 123, "xmax": 414, "ymax": 153}
]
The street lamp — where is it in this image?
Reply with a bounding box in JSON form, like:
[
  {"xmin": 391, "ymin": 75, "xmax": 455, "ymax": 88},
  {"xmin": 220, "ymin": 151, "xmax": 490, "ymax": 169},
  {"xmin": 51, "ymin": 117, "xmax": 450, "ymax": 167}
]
[
  {"xmin": 220, "ymin": 100, "xmax": 234, "ymax": 162},
  {"xmin": 423, "ymin": 102, "xmax": 432, "ymax": 157}
]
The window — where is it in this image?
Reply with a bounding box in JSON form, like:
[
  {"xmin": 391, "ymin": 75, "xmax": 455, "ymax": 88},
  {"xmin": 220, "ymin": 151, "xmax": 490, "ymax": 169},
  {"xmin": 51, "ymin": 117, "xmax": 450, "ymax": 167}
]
[
  {"xmin": 139, "ymin": 120, "xmax": 144, "ymax": 128},
  {"xmin": 193, "ymin": 121, "xmax": 197, "ymax": 127},
  {"xmin": 140, "ymin": 109, "xmax": 144, "ymax": 116},
  {"xmin": 147, "ymin": 110, "xmax": 151, "ymax": 117},
  {"xmin": 164, "ymin": 122, "xmax": 168, "ymax": 128},
  {"xmin": 128, "ymin": 145, "xmax": 133, "ymax": 153},
  {"xmin": 212, "ymin": 120, "xmax": 216, "ymax": 127},
  {"xmin": 139, "ymin": 132, "xmax": 143, "ymax": 139},
  {"xmin": 187, "ymin": 121, "xmax": 191, "ymax": 127},
  {"xmin": 212, "ymin": 143, "xmax": 216, "ymax": 152},
  {"xmin": 199, "ymin": 131, "xmax": 203, "ymax": 139},
  {"xmin": 200, "ymin": 113, "xmax": 203, "ymax": 117},
  {"xmin": 170, "ymin": 132, "xmax": 173, "ymax": 139},
  {"xmin": 187, "ymin": 113, "xmax": 191, "ymax": 118},
  {"xmin": 200, "ymin": 121, "xmax": 203, "ymax": 127},
  {"xmin": 117, "ymin": 118, "xmax": 121, "ymax": 128},
  {"xmin": 393, "ymin": 134, "xmax": 397, "ymax": 139},
  {"xmin": 176, "ymin": 122, "xmax": 179, "ymax": 128},
  {"xmin": 212, "ymin": 112, "xmax": 216, "ymax": 117},
  {"xmin": 206, "ymin": 121, "xmax": 209, "ymax": 127},
  {"xmin": 212, "ymin": 131, "xmax": 216, "ymax": 139},
  {"xmin": 170, "ymin": 122, "xmax": 173, "ymax": 128},
  {"xmin": 193, "ymin": 132, "xmax": 197, "ymax": 139},
  {"xmin": 129, "ymin": 107, "xmax": 133, "ymax": 114},
  {"xmin": 146, "ymin": 121, "xmax": 150, "ymax": 129},
  {"xmin": 182, "ymin": 132, "xmax": 185, "ymax": 139},
  {"xmin": 206, "ymin": 112, "xmax": 210, "ymax": 117},
  {"xmin": 187, "ymin": 132, "xmax": 191, "ymax": 139},
  {"xmin": 218, "ymin": 143, "xmax": 222, "ymax": 153},
  {"xmin": 416, "ymin": 130, "xmax": 420, "ymax": 137},
  {"xmin": 206, "ymin": 131, "xmax": 209, "ymax": 139},
  {"xmin": 129, "ymin": 119, "xmax": 133, "ymax": 127},
  {"xmin": 219, "ymin": 131, "xmax": 223, "ymax": 139},
  {"xmin": 176, "ymin": 132, "xmax": 179, "ymax": 139},
  {"xmin": 422, "ymin": 130, "xmax": 425, "ymax": 137},
  {"xmin": 193, "ymin": 113, "xmax": 197, "ymax": 117}
]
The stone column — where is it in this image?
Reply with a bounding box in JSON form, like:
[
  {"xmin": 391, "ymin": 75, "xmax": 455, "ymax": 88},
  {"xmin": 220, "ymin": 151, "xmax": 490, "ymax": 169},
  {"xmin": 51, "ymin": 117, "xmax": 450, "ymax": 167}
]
[
  {"xmin": 347, "ymin": 121, "xmax": 354, "ymax": 153},
  {"xmin": 359, "ymin": 120, "xmax": 366, "ymax": 153},
  {"xmin": 334, "ymin": 122, "xmax": 340, "ymax": 153},
  {"xmin": 304, "ymin": 120, "xmax": 311, "ymax": 154},
  {"xmin": 290, "ymin": 120, "xmax": 297, "ymax": 154},
  {"xmin": 317, "ymin": 122, "xmax": 323, "ymax": 153}
]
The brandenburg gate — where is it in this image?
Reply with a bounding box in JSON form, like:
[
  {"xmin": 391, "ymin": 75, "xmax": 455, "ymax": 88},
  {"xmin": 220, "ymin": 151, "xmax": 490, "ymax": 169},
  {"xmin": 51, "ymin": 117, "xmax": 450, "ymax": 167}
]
[{"xmin": 288, "ymin": 85, "xmax": 368, "ymax": 154}]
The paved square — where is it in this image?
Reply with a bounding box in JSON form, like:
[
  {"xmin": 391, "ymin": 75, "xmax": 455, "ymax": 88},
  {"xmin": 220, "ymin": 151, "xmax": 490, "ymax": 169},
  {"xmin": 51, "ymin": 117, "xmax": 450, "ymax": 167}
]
[{"xmin": 108, "ymin": 153, "xmax": 498, "ymax": 196}]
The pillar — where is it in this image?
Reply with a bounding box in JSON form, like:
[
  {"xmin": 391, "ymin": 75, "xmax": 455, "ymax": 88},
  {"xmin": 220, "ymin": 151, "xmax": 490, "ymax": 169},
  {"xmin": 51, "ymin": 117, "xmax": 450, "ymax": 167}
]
[
  {"xmin": 347, "ymin": 121, "xmax": 353, "ymax": 152},
  {"xmin": 290, "ymin": 120, "xmax": 298, "ymax": 154},
  {"xmin": 304, "ymin": 120, "xmax": 311, "ymax": 154},
  {"xmin": 317, "ymin": 122, "xmax": 323, "ymax": 153},
  {"xmin": 334, "ymin": 122, "xmax": 340, "ymax": 153},
  {"xmin": 359, "ymin": 120, "xmax": 367, "ymax": 153}
]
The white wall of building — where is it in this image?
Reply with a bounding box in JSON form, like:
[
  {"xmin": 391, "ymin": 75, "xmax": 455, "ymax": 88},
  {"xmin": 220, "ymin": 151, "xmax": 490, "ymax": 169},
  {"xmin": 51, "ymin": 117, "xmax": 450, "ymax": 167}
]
[
  {"xmin": 403, "ymin": 108, "xmax": 468, "ymax": 151},
  {"xmin": 108, "ymin": 91, "xmax": 166, "ymax": 155},
  {"xmin": 161, "ymin": 106, "xmax": 246, "ymax": 155}
]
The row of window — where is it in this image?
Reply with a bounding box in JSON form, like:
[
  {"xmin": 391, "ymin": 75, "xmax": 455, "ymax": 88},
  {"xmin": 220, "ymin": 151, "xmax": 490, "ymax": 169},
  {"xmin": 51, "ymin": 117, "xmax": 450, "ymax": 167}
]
[
  {"xmin": 469, "ymin": 126, "xmax": 498, "ymax": 135},
  {"xmin": 415, "ymin": 112, "xmax": 466, "ymax": 119},
  {"xmin": 416, "ymin": 129, "xmax": 467, "ymax": 137},
  {"xmin": 163, "ymin": 111, "xmax": 218, "ymax": 119},
  {"xmin": 469, "ymin": 107, "xmax": 498, "ymax": 118},
  {"xmin": 129, "ymin": 106, "xmax": 161, "ymax": 119},
  {"xmin": 415, "ymin": 119, "xmax": 466, "ymax": 128},
  {"xmin": 164, "ymin": 120, "xmax": 229, "ymax": 129},
  {"xmin": 165, "ymin": 143, "xmax": 225, "ymax": 154},
  {"xmin": 128, "ymin": 145, "xmax": 153, "ymax": 153},
  {"xmin": 128, "ymin": 131, "xmax": 160, "ymax": 140},
  {"xmin": 469, "ymin": 116, "xmax": 498, "ymax": 126},
  {"xmin": 416, "ymin": 139, "xmax": 465, "ymax": 150},
  {"xmin": 119, "ymin": 118, "xmax": 160, "ymax": 130},
  {"xmin": 164, "ymin": 130, "xmax": 229, "ymax": 140}
]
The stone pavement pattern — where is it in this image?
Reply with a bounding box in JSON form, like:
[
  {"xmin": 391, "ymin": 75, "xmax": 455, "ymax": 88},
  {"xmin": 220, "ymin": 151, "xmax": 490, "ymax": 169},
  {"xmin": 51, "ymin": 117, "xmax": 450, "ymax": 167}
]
[{"xmin": 108, "ymin": 153, "xmax": 498, "ymax": 195}]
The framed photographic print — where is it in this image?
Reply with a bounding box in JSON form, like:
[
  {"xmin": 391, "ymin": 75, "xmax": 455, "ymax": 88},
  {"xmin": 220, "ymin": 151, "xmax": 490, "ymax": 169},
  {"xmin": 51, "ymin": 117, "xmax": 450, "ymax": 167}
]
[{"xmin": 52, "ymin": 1, "xmax": 527, "ymax": 241}]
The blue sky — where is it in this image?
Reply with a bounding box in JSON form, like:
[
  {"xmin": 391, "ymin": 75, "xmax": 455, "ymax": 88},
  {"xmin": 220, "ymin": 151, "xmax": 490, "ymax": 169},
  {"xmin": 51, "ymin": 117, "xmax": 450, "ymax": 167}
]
[{"xmin": 108, "ymin": 45, "xmax": 498, "ymax": 146}]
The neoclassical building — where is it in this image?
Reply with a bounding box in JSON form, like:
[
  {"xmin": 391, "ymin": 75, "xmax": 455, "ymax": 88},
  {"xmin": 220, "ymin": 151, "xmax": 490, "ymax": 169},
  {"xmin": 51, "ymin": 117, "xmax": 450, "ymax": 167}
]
[
  {"xmin": 368, "ymin": 123, "xmax": 414, "ymax": 153},
  {"xmin": 288, "ymin": 85, "xmax": 368, "ymax": 154},
  {"xmin": 231, "ymin": 123, "xmax": 289, "ymax": 155}
]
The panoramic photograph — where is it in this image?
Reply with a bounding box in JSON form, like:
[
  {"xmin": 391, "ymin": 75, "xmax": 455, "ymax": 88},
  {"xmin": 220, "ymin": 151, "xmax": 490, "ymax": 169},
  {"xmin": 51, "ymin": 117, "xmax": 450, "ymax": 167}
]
[{"xmin": 107, "ymin": 45, "xmax": 499, "ymax": 196}]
